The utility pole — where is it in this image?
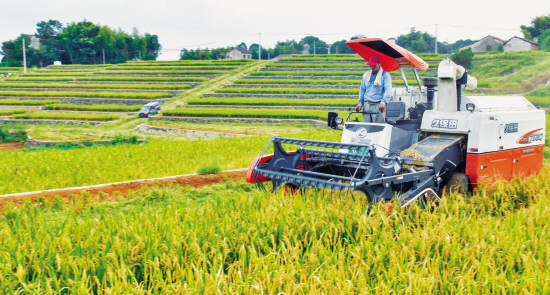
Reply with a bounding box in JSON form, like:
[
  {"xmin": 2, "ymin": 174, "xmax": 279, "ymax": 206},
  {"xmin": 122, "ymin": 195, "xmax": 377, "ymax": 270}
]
[
  {"xmin": 258, "ymin": 32, "xmax": 262, "ymax": 61},
  {"xmin": 102, "ymin": 48, "xmax": 106, "ymax": 64},
  {"xmin": 22, "ymin": 37, "xmax": 27, "ymax": 73},
  {"xmin": 313, "ymin": 40, "xmax": 316, "ymax": 55},
  {"xmin": 327, "ymin": 43, "xmax": 331, "ymax": 54},
  {"xmin": 434, "ymin": 24, "xmax": 438, "ymax": 54}
]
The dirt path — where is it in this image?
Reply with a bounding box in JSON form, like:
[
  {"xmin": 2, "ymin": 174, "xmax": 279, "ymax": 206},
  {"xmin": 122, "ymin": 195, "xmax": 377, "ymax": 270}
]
[
  {"xmin": 0, "ymin": 142, "xmax": 24, "ymax": 150},
  {"xmin": 0, "ymin": 169, "xmax": 247, "ymax": 208}
]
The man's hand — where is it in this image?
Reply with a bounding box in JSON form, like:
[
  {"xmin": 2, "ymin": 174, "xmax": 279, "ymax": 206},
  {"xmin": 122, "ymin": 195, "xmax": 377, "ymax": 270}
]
[
  {"xmin": 378, "ymin": 102, "xmax": 386, "ymax": 112},
  {"xmin": 355, "ymin": 105, "xmax": 363, "ymax": 112}
]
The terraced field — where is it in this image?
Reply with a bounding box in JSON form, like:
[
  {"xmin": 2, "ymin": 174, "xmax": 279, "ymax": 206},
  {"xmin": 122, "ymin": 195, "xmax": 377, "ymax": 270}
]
[{"xmin": 0, "ymin": 60, "xmax": 253, "ymax": 124}]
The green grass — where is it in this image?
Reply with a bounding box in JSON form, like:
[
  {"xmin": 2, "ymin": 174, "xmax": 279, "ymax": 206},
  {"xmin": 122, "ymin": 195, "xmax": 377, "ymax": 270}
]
[
  {"xmin": 188, "ymin": 97, "xmax": 357, "ymax": 106},
  {"xmin": 0, "ymin": 109, "xmax": 26, "ymax": 115},
  {"xmin": 0, "ymin": 99, "xmax": 61, "ymax": 105},
  {"xmin": 0, "ymin": 82, "xmax": 191, "ymax": 90},
  {"xmin": 0, "ymin": 90, "xmax": 172, "ymax": 99},
  {"xmin": 44, "ymin": 103, "xmax": 141, "ymax": 112},
  {"xmin": 215, "ymin": 87, "xmax": 356, "ymax": 95},
  {"xmin": 7, "ymin": 76, "xmax": 210, "ymax": 82},
  {"xmin": 163, "ymin": 107, "xmax": 328, "ymax": 120},
  {"xmin": 526, "ymin": 96, "xmax": 550, "ymax": 107},
  {"xmin": 12, "ymin": 112, "xmax": 120, "ymax": 121},
  {"xmin": 0, "ymin": 172, "xmax": 548, "ymax": 293}
]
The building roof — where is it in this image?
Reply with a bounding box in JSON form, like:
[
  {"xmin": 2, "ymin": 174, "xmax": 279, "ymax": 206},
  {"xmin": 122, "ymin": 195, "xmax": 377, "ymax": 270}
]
[
  {"xmin": 504, "ymin": 36, "xmax": 538, "ymax": 46},
  {"xmin": 235, "ymin": 47, "xmax": 251, "ymax": 54},
  {"xmin": 481, "ymin": 35, "xmax": 505, "ymax": 43}
]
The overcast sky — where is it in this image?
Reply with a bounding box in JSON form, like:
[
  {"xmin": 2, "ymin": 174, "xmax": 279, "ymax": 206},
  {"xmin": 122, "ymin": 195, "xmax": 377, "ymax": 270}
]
[{"xmin": 1, "ymin": 0, "xmax": 549, "ymax": 60}]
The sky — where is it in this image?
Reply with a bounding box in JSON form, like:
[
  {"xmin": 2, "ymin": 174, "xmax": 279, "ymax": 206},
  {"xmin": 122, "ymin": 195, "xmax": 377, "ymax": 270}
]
[{"xmin": 1, "ymin": 0, "xmax": 549, "ymax": 60}]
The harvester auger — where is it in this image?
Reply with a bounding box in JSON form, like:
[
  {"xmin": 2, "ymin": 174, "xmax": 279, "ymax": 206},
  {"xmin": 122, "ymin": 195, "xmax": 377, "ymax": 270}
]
[{"xmin": 246, "ymin": 38, "xmax": 546, "ymax": 207}]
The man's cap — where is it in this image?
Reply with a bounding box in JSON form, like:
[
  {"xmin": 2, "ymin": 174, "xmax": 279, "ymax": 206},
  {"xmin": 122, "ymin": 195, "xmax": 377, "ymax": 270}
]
[{"xmin": 367, "ymin": 55, "xmax": 381, "ymax": 66}]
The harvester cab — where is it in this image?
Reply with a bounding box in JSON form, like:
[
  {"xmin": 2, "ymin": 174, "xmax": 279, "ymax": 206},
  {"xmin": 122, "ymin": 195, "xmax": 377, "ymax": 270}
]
[{"xmin": 246, "ymin": 38, "xmax": 546, "ymax": 207}]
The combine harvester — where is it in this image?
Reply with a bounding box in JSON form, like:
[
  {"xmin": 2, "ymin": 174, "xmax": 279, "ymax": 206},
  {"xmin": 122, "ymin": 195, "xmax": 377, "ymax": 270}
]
[{"xmin": 246, "ymin": 38, "xmax": 546, "ymax": 206}]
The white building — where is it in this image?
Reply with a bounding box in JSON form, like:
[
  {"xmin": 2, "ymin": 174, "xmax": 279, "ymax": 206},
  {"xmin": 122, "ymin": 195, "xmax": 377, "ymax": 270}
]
[
  {"xmin": 226, "ymin": 48, "xmax": 252, "ymax": 60},
  {"xmin": 27, "ymin": 35, "xmax": 40, "ymax": 50},
  {"xmin": 461, "ymin": 35, "xmax": 504, "ymax": 52},
  {"xmin": 503, "ymin": 36, "xmax": 538, "ymax": 52}
]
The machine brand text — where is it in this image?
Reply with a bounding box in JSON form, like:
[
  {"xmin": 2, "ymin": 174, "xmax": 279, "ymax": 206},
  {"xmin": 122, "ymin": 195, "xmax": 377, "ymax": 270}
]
[
  {"xmin": 431, "ymin": 119, "xmax": 458, "ymax": 129},
  {"xmin": 517, "ymin": 128, "xmax": 544, "ymax": 144}
]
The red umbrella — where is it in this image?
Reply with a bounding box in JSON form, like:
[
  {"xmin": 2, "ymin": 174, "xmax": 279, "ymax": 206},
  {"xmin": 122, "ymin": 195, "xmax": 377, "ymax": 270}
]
[{"xmin": 346, "ymin": 38, "xmax": 429, "ymax": 72}]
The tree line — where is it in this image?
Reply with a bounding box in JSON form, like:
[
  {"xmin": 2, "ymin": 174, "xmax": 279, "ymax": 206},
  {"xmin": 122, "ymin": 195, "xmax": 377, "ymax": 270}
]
[{"xmin": 0, "ymin": 20, "xmax": 161, "ymax": 67}]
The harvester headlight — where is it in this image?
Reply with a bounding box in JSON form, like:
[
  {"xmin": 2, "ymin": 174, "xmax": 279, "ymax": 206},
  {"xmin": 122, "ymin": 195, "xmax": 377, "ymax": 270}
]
[
  {"xmin": 335, "ymin": 116, "xmax": 343, "ymax": 125},
  {"xmin": 466, "ymin": 103, "xmax": 476, "ymax": 112}
]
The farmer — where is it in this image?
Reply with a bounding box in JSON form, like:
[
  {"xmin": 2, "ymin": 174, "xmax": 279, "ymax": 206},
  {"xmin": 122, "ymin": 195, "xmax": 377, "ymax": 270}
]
[{"xmin": 355, "ymin": 55, "xmax": 392, "ymax": 123}]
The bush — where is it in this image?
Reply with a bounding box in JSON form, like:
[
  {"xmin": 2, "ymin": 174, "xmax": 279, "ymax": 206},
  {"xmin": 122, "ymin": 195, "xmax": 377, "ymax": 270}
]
[
  {"xmin": 451, "ymin": 48, "xmax": 474, "ymax": 69},
  {"xmin": 0, "ymin": 124, "xmax": 26, "ymax": 143}
]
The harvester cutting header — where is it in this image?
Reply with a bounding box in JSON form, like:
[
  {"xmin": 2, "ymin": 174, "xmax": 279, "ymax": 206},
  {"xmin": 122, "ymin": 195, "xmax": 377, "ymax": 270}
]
[{"xmin": 247, "ymin": 38, "xmax": 546, "ymax": 206}]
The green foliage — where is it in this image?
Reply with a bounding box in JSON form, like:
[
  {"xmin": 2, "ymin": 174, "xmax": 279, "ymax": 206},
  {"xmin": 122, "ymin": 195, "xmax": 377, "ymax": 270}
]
[
  {"xmin": 197, "ymin": 164, "xmax": 221, "ymax": 175},
  {"xmin": 539, "ymin": 29, "xmax": 550, "ymax": 51},
  {"xmin": 396, "ymin": 29, "xmax": 474, "ymax": 54},
  {"xmin": 520, "ymin": 14, "xmax": 550, "ymax": 39},
  {"xmin": 214, "ymin": 87, "xmax": 356, "ymax": 95},
  {"xmin": 0, "ymin": 124, "xmax": 26, "ymax": 143},
  {"xmin": 527, "ymin": 85, "xmax": 550, "ymax": 97},
  {"xmin": 0, "ymin": 109, "xmax": 26, "ymax": 115},
  {"xmin": 451, "ymin": 48, "xmax": 474, "ymax": 69},
  {"xmin": 44, "ymin": 103, "xmax": 141, "ymax": 112},
  {"xmin": 188, "ymin": 97, "xmax": 357, "ymax": 106},
  {"xmin": 12, "ymin": 112, "xmax": 120, "ymax": 121},
  {"xmin": 0, "ymin": 90, "xmax": 172, "ymax": 99},
  {"xmin": 0, "ymin": 82, "xmax": 191, "ymax": 90},
  {"xmin": 0, "ymin": 99, "xmax": 61, "ymax": 105},
  {"xmin": 269, "ymin": 63, "xmax": 364, "ymax": 68},
  {"xmin": 97, "ymin": 70, "xmax": 225, "ymax": 75},
  {"xmin": 163, "ymin": 107, "xmax": 327, "ymax": 119},
  {"xmin": 0, "ymin": 34, "xmax": 40, "ymax": 67}
]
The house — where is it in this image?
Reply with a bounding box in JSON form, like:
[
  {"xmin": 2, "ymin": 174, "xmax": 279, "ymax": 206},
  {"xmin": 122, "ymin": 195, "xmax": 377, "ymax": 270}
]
[
  {"xmin": 301, "ymin": 43, "xmax": 310, "ymax": 54},
  {"xmin": 503, "ymin": 36, "xmax": 538, "ymax": 52},
  {"xmin": 27, "ymin": 35, "xmax": 40, "ymax": 50},
  {"xmin": 226, "ymin": 48, "xmax": 252, "ymax": 60},
  {"xmin": 460, "ymin": 35, "xmax": 504, "ymax": 52}
]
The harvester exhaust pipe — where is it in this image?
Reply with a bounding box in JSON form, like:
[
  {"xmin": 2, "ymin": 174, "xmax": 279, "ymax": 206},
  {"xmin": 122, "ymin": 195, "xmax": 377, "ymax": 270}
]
[
  {"xmin": 436, "ymin": 58, "xmax": 477, "ymax": 112},
  {"xmin": 423, "ymin": 77, "xmax": 437, "ymax": 110}
]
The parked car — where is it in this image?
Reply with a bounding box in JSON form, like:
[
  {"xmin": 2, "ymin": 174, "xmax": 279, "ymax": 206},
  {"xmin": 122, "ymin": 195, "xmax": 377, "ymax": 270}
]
[{"xmin": 139, "ymin": 102, "xmax": 161, "ymax": 118}]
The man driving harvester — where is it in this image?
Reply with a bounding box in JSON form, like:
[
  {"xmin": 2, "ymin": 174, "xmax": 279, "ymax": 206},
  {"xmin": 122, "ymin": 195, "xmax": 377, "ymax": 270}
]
[{"xmin": 355, "ymin": 55, "xmax": 392, "ymax": 123}]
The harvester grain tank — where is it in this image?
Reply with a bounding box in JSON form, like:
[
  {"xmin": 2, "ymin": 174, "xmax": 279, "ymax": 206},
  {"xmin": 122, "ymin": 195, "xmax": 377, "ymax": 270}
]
[{"xmin": 246, "ymin": 38, "xmax": 546, "ymax": 206}]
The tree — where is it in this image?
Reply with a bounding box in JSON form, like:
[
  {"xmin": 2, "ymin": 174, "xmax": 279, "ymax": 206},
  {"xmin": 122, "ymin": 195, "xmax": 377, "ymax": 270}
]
[
  {"xmin": 0, "ymin": 34, "xmax": 40, "ymax": 67},
  {"xmin": 299, "ymin": 36, "xmax": 328, "ymax": 54},
  {"xmin": 539, "ymin": 29, "xmax": 550, "ymax": 51},
  {"xmin": 451, "ymin": 48, "xmax": 473, "ymax": 70},
  {"xmin": 521, "ymin": 15, "xmax": 550, "ymax": 40},
  {"xmin": 330, "ymin": 40, "xmax": 355, "ymax": 54},
  {"xmin": 35, "ymin": 20, "xmax": 63, "ymax": 66}
]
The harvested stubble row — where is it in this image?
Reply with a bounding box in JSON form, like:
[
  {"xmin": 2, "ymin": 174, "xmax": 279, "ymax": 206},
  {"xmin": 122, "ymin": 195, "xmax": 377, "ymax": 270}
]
[
  {"xmin": 0, "ymin": 109, "xmax": 26, "ymax": 115},
  {"xmin": 12, "ymin": 112, "xmax": 120, "ymax": 121},
  {"xmin": 0, "ymin": 83, "xmax": 191, "ymax": 90},
  {"xmin": 0, "ymin": 99, "xmax": 61, "ymax": 105},
  {"xmin": 252, "ymin": 71, "xmax": 363, "ymax": 76},
  {"xmin": 163, "ymin": 107, "xmax": 327, "ymax": 120},
  {"xmin": 105, "ymin": 66, "xmax": 238, "ymax": 70},
  {"xmin": 6, "ymin": 76, "xmax": 210, "ymax": 82},
  {"xmin": 214, "ymin": 87, "xmax": 357, "ymax": 95},
  {"xmin": 0, "ymin": 90, "xmax": 172, "ymax": 99},
  {"xmin": 48, "ymin": 64, "xmax": 115, "ymax": 67},
  {"xmin": 188, "ymin": 97, "xmax": 357, "ymax": 106},
  {"xmin": 96, "ymin": 70, "xmax": 227, "ymax": 75},
  {"xmin": 44, "ymin": 103, "xmax": 141, "ymax": 112},
  {"xmin": 21, "ymin": 72, "xmax": 91, "ymax": 76},
  {"xmin": 233, "ymin": 78, "xmax": 417, "ymax": 86}
]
